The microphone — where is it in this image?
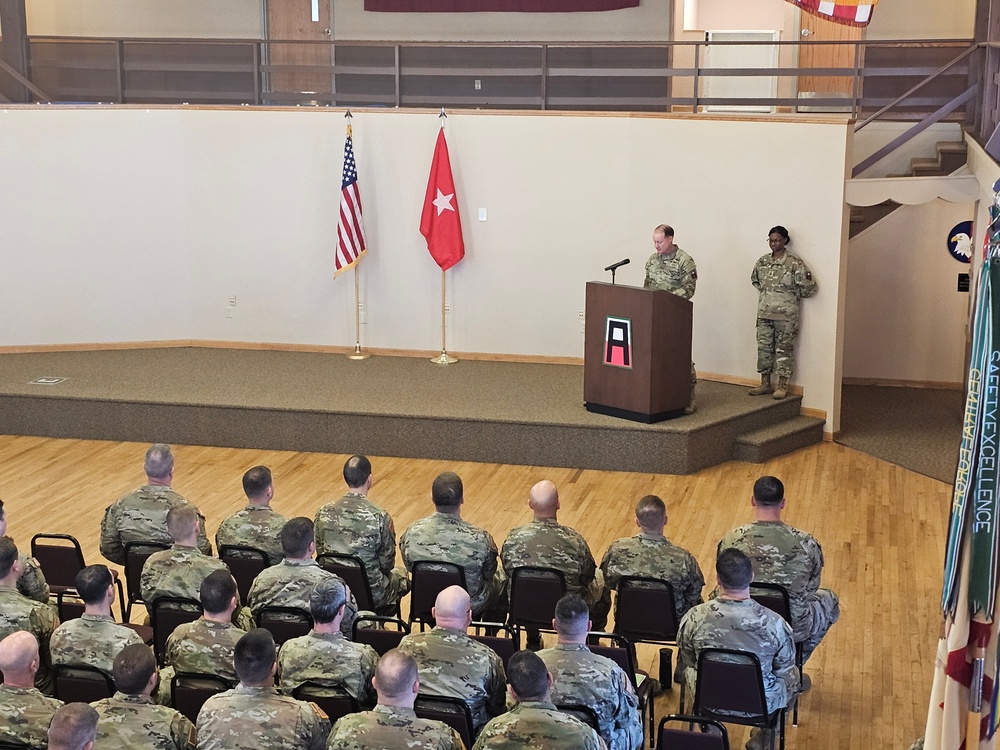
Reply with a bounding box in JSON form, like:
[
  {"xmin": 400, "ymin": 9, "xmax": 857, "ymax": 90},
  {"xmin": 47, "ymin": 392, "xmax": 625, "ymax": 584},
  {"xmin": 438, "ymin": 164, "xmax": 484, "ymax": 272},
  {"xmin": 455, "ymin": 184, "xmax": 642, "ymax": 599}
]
[{"xmin": 604, "ymin": 258, "xmax": 630, "ymax": 272}]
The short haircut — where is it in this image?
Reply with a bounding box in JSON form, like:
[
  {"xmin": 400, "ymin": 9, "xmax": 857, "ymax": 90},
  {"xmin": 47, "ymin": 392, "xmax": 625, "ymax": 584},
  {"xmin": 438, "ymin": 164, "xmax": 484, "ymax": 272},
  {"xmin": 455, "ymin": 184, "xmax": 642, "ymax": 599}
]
[
  {"xmin": 507, "ymin": 650, "xmax": 549, "ymax": 701},
  {"xmin": 553, "ymin": 593, "xmax": 590, "ymax": 637},
  {"xmin": 47, "ymin": 703, "xmax": 99, "ymax": 750},
  {"xmin": 0, "ymin": 536, "xmax": 17, "ymax": 578},
  {"xmin": 717, "ymin": 548, "xmax": 753, "ymax": 590},
  {"xmin": 144, "ymin": 444, "xmax": 174, "ymax": 479},
  {"xmin": 166, "ymin": 504, "xmax": 198, "ymax": 541},
  {"xmin": 234, "ymin": 628, "xmax": 276, "ymax": 685},
  {"xmin": 635, "ymin": 495, "xmax": 666, "ymax": 528},
  {"xmin": 200, "ymin": 569, "xmax": 238, "ymax": 615},
  {"xmin": 375, "ymin": 649, "xmax": 418, "ymax": 698},
  {"xmin": 280, "ymin": 517, "xmax": 315, "ymax": 557},
  {"xmin": 654, "ymin": 224, "xmax": 675, "ymax": 238},
  {"xmin": 113, "ymin": 643, "xmax": 157, "ymax": 695},
  {"xmin": 752, "ymin": 476, "xmax": 784, "ymax": 507},
  {"xmin": 242, "ymin": 466, "xmax": 272, "ymax": 499},
  {"xmin": 74, "ymin": 565, "xmax": 113, "ymax": 605},
  {"xmin": 343, "ymin": 455, "xmax": 372, "ymax": 489},
  {"xmin": 431, "ymin": 472, "xmax": 463, "ymax": 509},
  {"xmin": 310, "ymin": 578, "xmax": 348, "ymax": 624}
]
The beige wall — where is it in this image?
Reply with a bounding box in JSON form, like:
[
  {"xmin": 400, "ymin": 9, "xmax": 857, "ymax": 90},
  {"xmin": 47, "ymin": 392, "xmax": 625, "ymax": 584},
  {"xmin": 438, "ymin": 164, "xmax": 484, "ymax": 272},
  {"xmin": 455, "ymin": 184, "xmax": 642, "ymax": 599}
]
[
  {"xmin": 866, "ymin": 0, "xmax": 975, "ymax": 40},
  {"xmin": 0, "ymin": 106, "xmax": 850, "ymax": 428},
  {"xmin": 25, "ymin": 0, "xmax": 262, "ymax": 38}
]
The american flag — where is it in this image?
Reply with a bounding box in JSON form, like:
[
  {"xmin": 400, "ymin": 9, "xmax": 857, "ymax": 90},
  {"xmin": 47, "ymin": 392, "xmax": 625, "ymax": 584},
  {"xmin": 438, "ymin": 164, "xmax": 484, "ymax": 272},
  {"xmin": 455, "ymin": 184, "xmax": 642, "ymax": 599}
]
[
  {"xmin": 335, "ymin": 124, "xmax": 367, "ymax": 276},
  {"xmin": 785, "ymin": 0, "xmax": 877, "ymax": 27}
]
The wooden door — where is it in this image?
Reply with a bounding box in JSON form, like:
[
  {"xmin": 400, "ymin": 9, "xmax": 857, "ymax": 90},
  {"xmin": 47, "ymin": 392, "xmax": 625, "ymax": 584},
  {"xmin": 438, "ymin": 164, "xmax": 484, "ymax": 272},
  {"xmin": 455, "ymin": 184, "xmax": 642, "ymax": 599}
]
[
  {"xmin": 798, "ymin": 13, "xmax": 863, "ymax": 96},
  {"xmin": 265, "ymin": 0, "xmax": 333, "ymax": 101}
]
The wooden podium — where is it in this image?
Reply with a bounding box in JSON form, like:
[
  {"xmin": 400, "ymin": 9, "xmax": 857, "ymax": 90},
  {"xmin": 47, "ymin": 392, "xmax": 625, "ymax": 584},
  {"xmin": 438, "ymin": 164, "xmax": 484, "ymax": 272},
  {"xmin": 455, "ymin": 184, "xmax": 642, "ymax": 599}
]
[{"xmin": 583, "ymin": 281, "xmax": 692, "ymax": 423}]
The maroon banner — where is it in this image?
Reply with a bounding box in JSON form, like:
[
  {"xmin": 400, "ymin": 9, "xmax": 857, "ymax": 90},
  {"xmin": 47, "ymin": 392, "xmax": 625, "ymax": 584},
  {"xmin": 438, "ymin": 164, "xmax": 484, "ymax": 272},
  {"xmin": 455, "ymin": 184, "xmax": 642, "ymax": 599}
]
[{"xmin": 365, "ymin": 0, "xmax": 638, "ymax": 12}]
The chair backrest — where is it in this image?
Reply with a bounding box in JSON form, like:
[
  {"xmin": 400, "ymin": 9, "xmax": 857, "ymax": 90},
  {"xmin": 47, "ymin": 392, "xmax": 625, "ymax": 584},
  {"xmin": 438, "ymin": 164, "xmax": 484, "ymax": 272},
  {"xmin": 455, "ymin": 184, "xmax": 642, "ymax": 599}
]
[
  {"xmin": 657, "ymin": 714, "xmax": 730, "ymax": 750},
  {"xmin": 409, "ymin": 561, "xmax": 467, "ymax": 628},
  {"xmin": 587, "ymin": 631, "xmax": 641, "ymax": 691},
  {"xmin": 508, "ymin": 566, "xmax": 567, "ymax": 631},
  {"xmin": 56, "ymin": 590, "xmax": 86, "ymax": 622},
  {"xmin": 218, "ymin": 545, "xmax": 270, "ymax": 604},
  {"xmin": 614, "ymin": 576, "xmax": 680, "ymax": 644},
  {"xmin": 749, "ymin": 583, "xmax": 794, "ymax": 626},
  {"xmin": 413, "ymin": 693, "xmax": 475, "ymax": 750},
  {"xmin": 171, "ymin": 672, "xmax": 234, "ymax": 724},
  {"xmin": 0, "ymin": 741, "xmax": 32, "ymax": 750},
  {"xmin": 317, "ymin": 553, "xmax": 375, "ymax": 612},
  {"xmin": 293, "ymin": 681, "xmax": 361, "ymax": 723},
  {"xmin": 30, "ymin": 533, "xmax": 86, "ymax": 591},
  {"xmin": 693, "ymin": 648, "xmax": 770, "ymax": 723},
  {"xmin": 470, "ymin": 621, "xmax": 519, "ymax": 671},
  {"xmin": 123, "ymin": 541, "xmax": 169, "ymax": 615},
  {"xmin": 53, "ymin": 664, "xmax": 116, "ymax": 702},
  {"xmin": 258, "ymin": 606, "xmax": 313, "ymax": 646},
  {"xmin": 557, "ymin": 703, "xmax": 601, "ymax": 732},
  {"xmin": 352, "ymin": 614, "xmax": 411, "ymax": 656},
  {"xmin": 151, "ymin": 597, "xmax": 203, "ymax": 666}
]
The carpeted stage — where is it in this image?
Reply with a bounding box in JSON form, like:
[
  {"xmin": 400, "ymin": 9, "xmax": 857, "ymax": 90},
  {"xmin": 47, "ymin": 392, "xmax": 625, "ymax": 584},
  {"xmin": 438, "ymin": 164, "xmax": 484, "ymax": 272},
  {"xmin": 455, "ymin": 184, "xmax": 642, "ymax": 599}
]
[{"xmin": 0, "ymin": 348, "xmax": 824, "ymax": 475}]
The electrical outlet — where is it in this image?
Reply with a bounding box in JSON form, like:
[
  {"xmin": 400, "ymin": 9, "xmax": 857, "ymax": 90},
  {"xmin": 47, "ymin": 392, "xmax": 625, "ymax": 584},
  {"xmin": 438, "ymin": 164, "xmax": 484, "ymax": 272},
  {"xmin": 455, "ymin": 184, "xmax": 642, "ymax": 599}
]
[
  {"xmin": 444, "ymin": 304, "xmax": 452, "ymax": 314},
  {"xmin": 579, "ymin": 309, "xmax": 585, "ymax": 333},
  {"xmin": 226, "ymin": 307, "xmax": 233, "ymax": 318},
  {"xmin": 228, "ymin": 295, "xmax": 237, "ymax": 306},
  {"xmin": 358, "ymin": 300, "xmax": 367, "ymax": 325}
]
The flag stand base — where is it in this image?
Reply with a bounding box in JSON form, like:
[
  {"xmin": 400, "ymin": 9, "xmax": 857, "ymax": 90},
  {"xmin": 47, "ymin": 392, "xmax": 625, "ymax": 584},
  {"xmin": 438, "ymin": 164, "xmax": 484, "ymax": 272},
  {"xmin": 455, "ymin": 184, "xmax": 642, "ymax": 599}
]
[
  {"xmin": 347, "ymin": 345, "xmax": 371, "ymax": 361},
  {"xmin": 431, "ymin": 351, "xmax": 458, "ymax": 365}
]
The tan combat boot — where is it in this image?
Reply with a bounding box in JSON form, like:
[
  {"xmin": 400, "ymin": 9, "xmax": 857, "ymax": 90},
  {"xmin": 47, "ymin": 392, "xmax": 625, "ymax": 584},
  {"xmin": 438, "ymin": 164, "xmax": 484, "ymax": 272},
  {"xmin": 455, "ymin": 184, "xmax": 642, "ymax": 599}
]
[
  {"xmin": 748, "ymin": 373, "xmax": 773, "ymax": 396},
  {"xmin": 684, "ymin": 386, "xmax": 697, "ymax": 414},
  {"xmin": 773, "ymin": 377, "xmax": 789, "ymax": 399}
]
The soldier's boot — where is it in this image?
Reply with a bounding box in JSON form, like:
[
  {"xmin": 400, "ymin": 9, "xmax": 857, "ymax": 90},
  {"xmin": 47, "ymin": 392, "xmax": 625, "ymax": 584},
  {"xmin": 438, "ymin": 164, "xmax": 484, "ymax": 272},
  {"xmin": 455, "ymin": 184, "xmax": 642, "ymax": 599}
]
[
  {"xmin": 748, "ymin": 373, "xmax": 773, "ymax": 396},
  {"xmin": 745, "ymin": 727, "xmax": 775, "ymax": 750},
  {"xmin": 773, "ymin": 377, "xmax": 789, "ymax": 400},
  {"xmin": 526, "ymin": 629, "xmax": 543, "ymax": 651}
]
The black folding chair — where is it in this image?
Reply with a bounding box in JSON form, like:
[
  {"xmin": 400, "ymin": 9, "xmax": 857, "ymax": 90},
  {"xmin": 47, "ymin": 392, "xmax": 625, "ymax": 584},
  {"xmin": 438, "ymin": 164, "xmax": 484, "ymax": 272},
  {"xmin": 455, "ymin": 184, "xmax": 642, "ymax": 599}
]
[
  {"xmin": 507, "ymin": 566, "xmax": 566, "ymax": 643},
  {"xmin": 258, "ymin": 605, "xmax": 313, "ymax": 646},
  {"xmin": 218, "ymin": 545, "xmax": 270, "ymax": 605},
  {"xmin": 588, "ymin": 631, "xmax": 654, "ymax": 749},
  {"xmin": 352, "ymin": 614, "xmax": 410, "ymax": 656},
  {"xmin": 414, "ymin": 693, "xmax": 475, "ymax": 749},
  {"xmin": 557, "ymin": 703, "xmax": 601, "ymax": 733},
  {"xmin": 470, "ymin": 621, "xmax": 519, "ymax": 670},
  {"xmin": 172, "ymin": 672, "xmax": 234, "ymax": 724},
  {"xmin": 293, "ymin": 681, "xmax": 362, "ymax": 723},
  {"xmin": 123, "ymin": 541, "xmax": 169, "ymax": 622},
  {"xmin": 151, "ymin": 596, "xmax": 202, "ymax": 666},
  {"xmin": 318, "ymin": 553, "xmax": 378, "ymax": 613},
  {"xmin": 53, "ymin": 663, "xmax": 116, "ymax": 702},
  {"xmin": 658, "ymin": 714, "xmax": 730, "ymax": 750},
  {"xmin": 32, "ymin": 532, "xmax": 127, "ymax": 621},
  {"xmin": 409, "ymin": 560, "xmax": 467, "ymax": 630},
  {"xmin": 750, "ymin": 582, "xmax": 804, "ymax": 727}
]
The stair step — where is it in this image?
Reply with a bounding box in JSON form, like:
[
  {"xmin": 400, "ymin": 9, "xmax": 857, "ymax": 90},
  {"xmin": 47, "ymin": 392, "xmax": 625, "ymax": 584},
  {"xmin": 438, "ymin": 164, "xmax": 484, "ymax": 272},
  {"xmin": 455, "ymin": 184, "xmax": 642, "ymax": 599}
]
[
  {"xmin": 733, "ymin": 415, "xmax": 825, "ymax": 463},
  {"xmin": 937, "ymin": 142, "xmax": 967, "ymax": 154}
]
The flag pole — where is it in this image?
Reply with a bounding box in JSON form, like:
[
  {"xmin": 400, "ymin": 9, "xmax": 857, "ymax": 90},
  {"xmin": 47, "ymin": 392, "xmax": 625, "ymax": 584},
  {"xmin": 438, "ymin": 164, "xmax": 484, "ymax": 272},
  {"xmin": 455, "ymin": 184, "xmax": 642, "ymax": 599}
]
[
  {"xmin": 347, "ymin": 265, "xmax": 370, "ymax": 360},
  {"xmin": 431, "ymin": 269, "xmax": 457, "ymax": 364}
]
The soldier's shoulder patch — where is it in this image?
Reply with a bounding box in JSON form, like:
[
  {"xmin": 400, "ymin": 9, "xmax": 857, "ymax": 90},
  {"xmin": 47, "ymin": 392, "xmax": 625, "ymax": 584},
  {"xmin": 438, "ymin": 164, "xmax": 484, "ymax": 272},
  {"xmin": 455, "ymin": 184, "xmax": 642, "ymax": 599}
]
[
  {"xmin": 308, "ymin": 701, "xmax": 329, "ymax": 721},
  {"xmin": 28, "ymin": 557, "xmax": 41, "ymax": 567},
  {"xmin": 184, "ymin": 726, "xmax": 198, "ymax": 750}
]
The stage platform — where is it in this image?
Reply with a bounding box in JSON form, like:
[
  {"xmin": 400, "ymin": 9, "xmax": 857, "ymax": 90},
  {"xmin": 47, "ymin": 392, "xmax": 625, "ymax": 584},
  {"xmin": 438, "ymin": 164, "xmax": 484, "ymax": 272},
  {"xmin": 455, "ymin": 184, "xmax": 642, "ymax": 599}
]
[{"xmin": 0, "ymin": 348, "xmax": 824, "ymax": 474}]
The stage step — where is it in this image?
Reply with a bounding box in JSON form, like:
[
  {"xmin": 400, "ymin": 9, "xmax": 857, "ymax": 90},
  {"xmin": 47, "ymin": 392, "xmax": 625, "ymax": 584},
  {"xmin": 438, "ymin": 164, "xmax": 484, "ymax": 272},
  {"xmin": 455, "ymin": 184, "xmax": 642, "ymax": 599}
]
[{"xmin": 733, "ymin": 415, "xmax": 826, "ymax": 463}]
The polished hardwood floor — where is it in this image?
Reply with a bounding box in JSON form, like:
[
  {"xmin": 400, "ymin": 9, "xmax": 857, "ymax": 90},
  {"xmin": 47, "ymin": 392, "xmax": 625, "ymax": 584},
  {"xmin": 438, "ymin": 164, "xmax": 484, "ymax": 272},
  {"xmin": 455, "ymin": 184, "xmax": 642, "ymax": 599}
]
[{"xmin": 0, "ymin": 434, "xmax": 949, "ymax": 749}]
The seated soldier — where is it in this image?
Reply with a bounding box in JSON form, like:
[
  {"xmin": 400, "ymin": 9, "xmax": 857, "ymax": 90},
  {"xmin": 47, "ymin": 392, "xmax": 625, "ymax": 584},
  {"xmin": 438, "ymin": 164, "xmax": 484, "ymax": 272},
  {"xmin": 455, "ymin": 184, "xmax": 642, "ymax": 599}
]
[
  {"xmin": 93, "ymin": 643, "xmax": 197, "ymax": 750},
  {"xmin": 216, "ymin": 465, "xmax": 287, "ymax": 566},
  {"xmin": 50, "ymin": 564, "xmax": 143, "ymax": 676},
  {"xmin": 538, "ymin": 594, "xmax": 641, "ymax": 750},
  {"xmin": 0, "ymin": 536, "xmax": 58, "ymax": 694},
  {"xmin": 0, "ymin": 631, "xmax": 62, "ymax": 750},
  {"xmin": 100, "ymin": 443, "xmax": 211, "ymax": 565},
  {"xmin": 277, "ymin": 578, "xmax": 379, "ymax": 706},
  {"xmin": 678, "ymin": 548, "xmax": 799, "ymax": 750},
  {"xmin": 197, "ymin": 628, "xmax": 331, "ymax": 750},
  {"xmin": 248, "ymin": 517, "xmax": 358, "ymax": 637},
  {"xmin": 326, "ymin": 649, "xmax": 464, "ymax": 750}
]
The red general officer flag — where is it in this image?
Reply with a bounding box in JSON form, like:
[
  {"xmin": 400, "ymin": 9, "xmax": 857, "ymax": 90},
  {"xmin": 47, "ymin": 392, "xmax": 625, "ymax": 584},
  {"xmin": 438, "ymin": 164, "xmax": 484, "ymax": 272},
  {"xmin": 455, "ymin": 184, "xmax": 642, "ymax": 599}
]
[{"xmin": 420, "ymin": 129, "xmax": 465, "ymax": 271}]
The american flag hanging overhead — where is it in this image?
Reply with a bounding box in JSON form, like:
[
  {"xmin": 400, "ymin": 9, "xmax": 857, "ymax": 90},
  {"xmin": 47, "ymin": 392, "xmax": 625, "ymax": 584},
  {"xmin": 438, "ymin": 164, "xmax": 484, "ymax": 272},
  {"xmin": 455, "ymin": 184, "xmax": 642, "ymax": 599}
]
[
  {"xmin": 785, "ymin": 0, "xmax": 877, "ymax": 27},
  {"xmin": 335, "ymin": 124, "xmax": 367, "ymax": 276}
]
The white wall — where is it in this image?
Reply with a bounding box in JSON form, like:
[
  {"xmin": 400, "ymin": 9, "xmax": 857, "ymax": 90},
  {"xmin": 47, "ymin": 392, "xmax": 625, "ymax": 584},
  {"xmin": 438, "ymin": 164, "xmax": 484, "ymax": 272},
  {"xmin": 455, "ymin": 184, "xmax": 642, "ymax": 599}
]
[
  {"xmin": 843, "ymin": 200, "xmax": 974, "ymax": 385},
  {"xmin": 0, "ymin": 107, "xmax": 850, "ymax": 425},
  {"xmin": 25, "ymin": 0, "xmax": 262, "ymax": 38}
]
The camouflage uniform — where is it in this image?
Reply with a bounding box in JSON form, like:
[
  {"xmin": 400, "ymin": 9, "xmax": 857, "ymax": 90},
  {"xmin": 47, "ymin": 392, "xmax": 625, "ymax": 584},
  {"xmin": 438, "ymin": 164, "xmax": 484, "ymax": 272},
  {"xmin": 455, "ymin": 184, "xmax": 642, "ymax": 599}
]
[
  {"xmin": 400, "ymin": 512, "xmax": 508, "ymax": 620},
  {"xmin": 197, "ymin": 684, "xmax": 330, "ymax": 750},
  {"xmin": 397, "ymin": 625, "xmax": 506, "ymax": 733},
  {"xmin": 600, "ymin": 531, "xmax": 705, "ymax": 622},
  {"xmin": 139, "ymin": 544, "xmax": 230, "ymax": 618},
  {"xmin": 0, "ymin": 587, "xmax": 58, "ymax": 694},
  {"xmin": 248, "ymin": 559, "xmax": 359, "ymax": 638},
  {"xmin": 472, "ymin": 700, "xmax": 608, "ymax": 750},
  {"xmin": 50, "ymin": 613, "xmax": 144, "ymax": 676},
  {"xmin": 538, "ymin": 643, "xmax": 640, "ymax": 750},
  {"xmin": 100, "ymin": 485, "xmax": 211, "ymax": 565},
  {"xmin": 216, "ymin": 505, "xmax": 288, "ymax": 565},
  {"xmin": 0, "ymin": 684, "xmax": 62, "ymax": 749},
  {"xmin": 751, "ymin": 252, "xmax": 817, "ymax": 378},
  {"xmin": 92, "ymin": 692, "xmax": 197, "ymax": 750},
  {"xmin": 277, "ymin": 630, "xmax": 379, "ymax": 707},
  {"xmin": 501, "ymin": 518, "xmax": 609, "ymax": 630},
  {"xmin": 314, "ymin": 492, "xmax": 408, "ymax": 615},
  {"xmin": 718, "ymin": 521, "xmax": 840, "ymax": 661},
  {"xmin": 677, "ymin": 597, "xmax": 798, "ymax": 715},
  {"xmin": 327, "ymin": 704, "xmax": 465, "ymax": 750},
  {"xmin": 16, "ymin": 553, "xmax": 50, "ymax": 604},
  {"xmin": 644, "ymin": 247, "xmax": 697, "ymax": 386},
  {"xmin": 156, "ymin": 617, "xmax": 245, "ymax": 705}
]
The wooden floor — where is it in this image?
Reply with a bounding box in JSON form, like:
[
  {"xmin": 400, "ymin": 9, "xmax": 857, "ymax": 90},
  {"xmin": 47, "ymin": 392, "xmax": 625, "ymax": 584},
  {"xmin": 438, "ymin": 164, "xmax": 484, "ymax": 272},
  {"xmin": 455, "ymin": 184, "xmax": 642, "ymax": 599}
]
[{"xmin": 0, "ymin": 434, "xmax": 949, "ymax": 750}]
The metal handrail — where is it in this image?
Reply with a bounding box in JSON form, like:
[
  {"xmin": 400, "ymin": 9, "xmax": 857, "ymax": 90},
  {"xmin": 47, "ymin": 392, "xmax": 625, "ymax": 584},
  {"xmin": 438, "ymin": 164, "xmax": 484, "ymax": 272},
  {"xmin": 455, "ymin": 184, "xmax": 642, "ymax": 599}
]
[{"xmin": 0, "ymin": 58, "xmax": 50, "ymax": 101}]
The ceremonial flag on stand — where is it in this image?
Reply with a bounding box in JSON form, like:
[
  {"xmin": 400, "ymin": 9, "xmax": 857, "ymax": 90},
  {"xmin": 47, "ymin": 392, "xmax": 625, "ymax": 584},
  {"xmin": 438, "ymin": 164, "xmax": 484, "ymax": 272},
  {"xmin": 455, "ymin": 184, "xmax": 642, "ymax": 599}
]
[
  {"xmin": 420, "ymin": 129, "xmax": 465, "ymax": 272},
  {"xmin": 925, "ymin": 179, "xmax": 1000, "ymax": 750},
  {"xmin": 783, "ymin": 0, "xmax": 877, "ymax": 27},
  {"xmin": 335, "ymin": 124, "xmax": 367, "ymax": 276}
]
